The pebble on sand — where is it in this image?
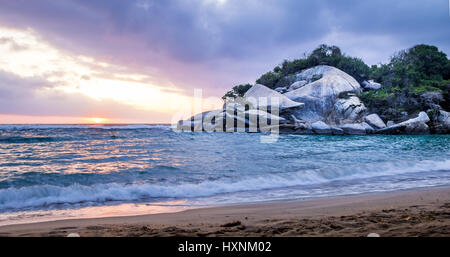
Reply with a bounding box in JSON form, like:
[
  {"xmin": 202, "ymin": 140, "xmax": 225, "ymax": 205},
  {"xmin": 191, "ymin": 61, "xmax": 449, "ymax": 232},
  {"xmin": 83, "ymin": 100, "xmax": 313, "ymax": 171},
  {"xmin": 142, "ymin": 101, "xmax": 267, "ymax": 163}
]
[
  {"xmin": 67, "ymin": 233, "xmax": 80, "ymax": 237},
  {"xmin": 367, "ymin": 233, "xmax": 380, "ymax": 237}
]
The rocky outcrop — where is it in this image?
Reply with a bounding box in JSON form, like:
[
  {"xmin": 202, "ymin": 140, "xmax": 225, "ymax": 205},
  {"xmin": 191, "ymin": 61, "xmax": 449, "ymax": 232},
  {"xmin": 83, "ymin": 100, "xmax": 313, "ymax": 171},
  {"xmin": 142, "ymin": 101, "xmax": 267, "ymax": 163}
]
[
  {"xmin": 244, "ymin": 84, "xmax": 304, "ymax": 110},
  {"xmin": 362, "ymin": 80, "xmax": 381, "ymax": 90},
  {"xmin": 177, "ymin": 110, "xmax": 223, "ymax": 131},
  {"xmin": 311, "ymin": 121, "xmax": 332, "ymax": 134},
  {"xmin": 284, "ymin": 65, "xmax": 361, "ymax": 122},
  {"xmin": 178, "ymin": 64, "xmax": 448, "ymax": 135},
  {"xmin": 428, "ymin": 109, "xmax": 450, "ymax": 133},
  {"xmin": 291, "ymin": 65, "xmax": 359, "ymax": 87},
  {"xmin": 293, "ymin": 122, "xmax": 314, "ymax": 134},
  {"xmin": 436, "ymin": 110, "xmax": 450, "ymax": 133},
  {"xmin": 274, "ymin": 87, "xmax": 286, "ymax": 93},
  {"xmin": 330, "ymin": 96, "xmax": 366, "ymax": 124},
  {"xmin": 341, "ymin": 123, "xmax": 366, "ymax": 135},
  {"xmin": 361, "ymin": 122, "xmax": 375, "ymax": 134},
  {"xmin": 364, "ymin": 114, "xmax": 386, "ymax": 129},
  {"xmin": 178, "ymin": 107, "xmax": 289, "ymax": 133},
  {"xmin": 279, "ymin": 122, "xmax": 314, "ymax": 134},
  {"xmin": 377, "ymin": 112, "xmax": 430, "ymax": 134},
  {"xmin": 331, "ymin": 126, "xmax": 344, "ymax": 135},
  {"xmin": 421, "ymin": 92, "xmax": 444, "ymax": 110},
  {"xmin": 287, "ymin": 80, "xmax": 307, "ymax": 91}
]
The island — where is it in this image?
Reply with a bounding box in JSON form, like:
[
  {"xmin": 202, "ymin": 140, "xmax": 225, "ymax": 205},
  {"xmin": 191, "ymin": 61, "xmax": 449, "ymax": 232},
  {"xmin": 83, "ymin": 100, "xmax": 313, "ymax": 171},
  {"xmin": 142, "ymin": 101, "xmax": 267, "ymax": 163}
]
[{"xmin": 178, "ymin": 44, "xmax": 450, "ymax": 135}]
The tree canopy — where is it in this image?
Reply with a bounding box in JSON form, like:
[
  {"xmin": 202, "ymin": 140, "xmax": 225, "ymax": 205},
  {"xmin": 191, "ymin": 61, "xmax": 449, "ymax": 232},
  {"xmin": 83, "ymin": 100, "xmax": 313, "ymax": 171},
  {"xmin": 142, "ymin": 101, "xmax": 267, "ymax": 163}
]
[
  {"xmin": 254, "ymin": 44, "xmax": 371, "ymax": 90},
  {"xmin": 362, "ymin": 44, "xmax": 450, "ymax": 120},
  {"xmin": 222, "ymin": 44, "xmax": 450, "ymax": 119}
]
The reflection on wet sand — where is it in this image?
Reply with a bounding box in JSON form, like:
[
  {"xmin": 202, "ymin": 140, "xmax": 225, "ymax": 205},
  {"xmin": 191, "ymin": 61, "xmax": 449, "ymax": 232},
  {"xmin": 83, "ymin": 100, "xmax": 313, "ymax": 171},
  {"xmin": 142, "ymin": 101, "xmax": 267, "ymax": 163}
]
[{"xmin": 0, "ymin": 200, "xmax": 193, "ymax": 226}]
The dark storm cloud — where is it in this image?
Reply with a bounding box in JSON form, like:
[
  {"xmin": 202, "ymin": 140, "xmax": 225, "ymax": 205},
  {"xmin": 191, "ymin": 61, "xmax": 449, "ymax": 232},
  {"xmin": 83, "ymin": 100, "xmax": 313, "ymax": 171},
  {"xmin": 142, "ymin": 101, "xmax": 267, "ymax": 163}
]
[
  {"xmin": 0, "ymin": 0, "xmax": 447, "ymax": 61},
  {"xmin": 0, "ymin": 0, "xmax": 329, "ymax": 63}
]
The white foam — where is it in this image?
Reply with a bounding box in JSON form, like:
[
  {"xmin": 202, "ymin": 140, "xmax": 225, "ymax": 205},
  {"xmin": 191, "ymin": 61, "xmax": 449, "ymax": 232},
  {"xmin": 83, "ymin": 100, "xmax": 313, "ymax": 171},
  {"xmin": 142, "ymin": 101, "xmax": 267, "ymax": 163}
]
[{"xmin": 0, "ymin": 159, "xmax": 449, "ymax": 210}]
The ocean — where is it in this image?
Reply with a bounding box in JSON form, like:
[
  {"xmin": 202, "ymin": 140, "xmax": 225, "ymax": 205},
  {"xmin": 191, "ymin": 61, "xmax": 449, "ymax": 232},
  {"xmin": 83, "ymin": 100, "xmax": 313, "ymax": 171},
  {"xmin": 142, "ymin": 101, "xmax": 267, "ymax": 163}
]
[{"xmin": 0, "ymin": 124, "xmax": 449, "ymax": 225}]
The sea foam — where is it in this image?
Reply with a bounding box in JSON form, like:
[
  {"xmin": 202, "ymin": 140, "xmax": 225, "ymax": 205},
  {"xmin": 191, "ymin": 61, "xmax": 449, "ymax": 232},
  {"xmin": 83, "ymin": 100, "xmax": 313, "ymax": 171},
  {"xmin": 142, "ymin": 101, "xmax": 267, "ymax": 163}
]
[{"xmin": 1, "ymin": 159, "xmax": 449, "ymax": 211}]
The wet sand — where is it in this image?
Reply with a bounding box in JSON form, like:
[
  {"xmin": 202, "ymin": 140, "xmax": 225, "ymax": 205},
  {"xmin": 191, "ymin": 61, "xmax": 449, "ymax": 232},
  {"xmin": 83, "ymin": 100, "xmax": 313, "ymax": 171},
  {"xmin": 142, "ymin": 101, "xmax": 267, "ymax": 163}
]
[{"xmin": 1, "ymin": 187, "xmax": 449, "ymax": 237}]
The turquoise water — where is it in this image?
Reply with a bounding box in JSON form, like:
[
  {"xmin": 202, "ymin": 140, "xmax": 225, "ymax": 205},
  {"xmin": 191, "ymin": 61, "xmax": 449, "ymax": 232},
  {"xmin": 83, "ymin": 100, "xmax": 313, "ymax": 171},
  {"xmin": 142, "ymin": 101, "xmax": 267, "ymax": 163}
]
[{"xmin": 0, "ymin": 124, "xmax": 449, "ymax": 219}]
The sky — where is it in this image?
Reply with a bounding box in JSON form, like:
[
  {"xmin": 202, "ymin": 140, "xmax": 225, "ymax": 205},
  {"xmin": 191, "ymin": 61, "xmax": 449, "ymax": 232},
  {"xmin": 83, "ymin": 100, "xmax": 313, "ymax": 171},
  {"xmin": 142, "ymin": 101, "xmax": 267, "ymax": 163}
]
[{"xmin": 0, "ymin": 0, "xmax": 448, "ymax": 124}]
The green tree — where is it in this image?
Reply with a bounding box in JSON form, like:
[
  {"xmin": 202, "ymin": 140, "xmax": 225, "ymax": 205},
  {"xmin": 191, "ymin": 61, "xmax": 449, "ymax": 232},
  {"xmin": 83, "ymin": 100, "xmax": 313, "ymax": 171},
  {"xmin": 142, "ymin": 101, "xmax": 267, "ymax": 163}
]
[
  {"xmin": 255, "ymin": 44, "xmax": 371, "ymax": 89},
  {"xmin": 222, "ymin": 83, "xmax": 252, "ymax": 100},
  {"xmin": 363, "ymin": 44, "xmax": 450, "ymax": 120}
]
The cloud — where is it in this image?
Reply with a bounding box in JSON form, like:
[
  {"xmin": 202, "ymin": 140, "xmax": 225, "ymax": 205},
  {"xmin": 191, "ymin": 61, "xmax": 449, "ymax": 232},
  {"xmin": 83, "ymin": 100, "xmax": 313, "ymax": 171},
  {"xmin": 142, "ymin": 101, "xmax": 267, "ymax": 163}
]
[
  {"xmin": 1, "ymin": 1, "xmax": 447, "ymax": 58},
  {"xmin": 0, "ymin": 36, "xmax": 29, "ymax": 51},
  {"xmin": 0, "ymin": 70, "xmax": 172, "ymax": 122}
]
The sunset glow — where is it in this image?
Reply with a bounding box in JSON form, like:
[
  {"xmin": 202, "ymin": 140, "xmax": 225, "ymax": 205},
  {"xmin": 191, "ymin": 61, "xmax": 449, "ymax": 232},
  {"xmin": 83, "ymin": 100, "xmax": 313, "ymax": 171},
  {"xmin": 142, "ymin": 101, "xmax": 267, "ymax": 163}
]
[
  {"xmin": 87, "ymin": 117, "xmax": 109, "ymax": 124},
  {"xmin": 0, "ymin": 26, "xmax": 222, "ymax": 123}
]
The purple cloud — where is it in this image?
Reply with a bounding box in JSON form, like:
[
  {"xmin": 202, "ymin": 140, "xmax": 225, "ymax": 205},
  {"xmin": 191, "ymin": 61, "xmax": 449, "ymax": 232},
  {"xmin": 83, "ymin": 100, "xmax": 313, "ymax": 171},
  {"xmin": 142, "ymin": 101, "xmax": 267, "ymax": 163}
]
[{"xmin": 0, "ymin": 0, "xmax": 448, "ymax": 121}]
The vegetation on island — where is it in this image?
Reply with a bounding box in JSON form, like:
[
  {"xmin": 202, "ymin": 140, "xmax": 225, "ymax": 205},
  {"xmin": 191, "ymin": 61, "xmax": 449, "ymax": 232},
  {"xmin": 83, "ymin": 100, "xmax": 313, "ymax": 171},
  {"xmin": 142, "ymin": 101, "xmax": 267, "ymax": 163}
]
[
  {"xmin": 222, "ymin": 44, "xmax": 450, "ymax": 121},
  {"xmin": 361, "ymin": 44, "xmax": 449, "ymax": 120}
]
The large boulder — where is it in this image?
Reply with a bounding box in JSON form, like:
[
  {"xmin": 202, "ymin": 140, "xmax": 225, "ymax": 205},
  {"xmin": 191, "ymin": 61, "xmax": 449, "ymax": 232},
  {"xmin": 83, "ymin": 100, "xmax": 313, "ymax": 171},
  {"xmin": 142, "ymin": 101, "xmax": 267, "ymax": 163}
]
[
  {"xmin": 290, "ymin": 65, "xmax": 360, "ymax": 86},
  {"xmin": 361, "ymin": 122, "xmax": 375, "ymax": 134},
  {"xmin": 428, "ymin": 109, "xmax": 450, "ymax": 133},
  {"xmin": 274, "ymin": 87, "xmax": 287, "ymax": 93},
  {"xmin": 223, "ymin": 109, "xmax": 249, "ymax": 131},
  {"xmin": 436, "ymin": 110, "xmax": 450, "ymax": 133},
  {"xmin": 330, "ymin": 126, "xmax": 344, "ymax": 135},
  {"xmin": 377, "ymin": 112, "xmax": 430, "ymax": 134},
  {"xmin": 294, "ymin": 122, "xmax": 314, "ymax": 134},
  {"xmin": 177, "ymin": 107, "xmax": 287, "ymax": 133},
  {"xmin": 341, "ymin": 123, "xmax": 366, "ymax": 135},
  {"xmin": 311, "ymin": 121, "xmax": 332, "ymax": 134},
  {"xmin": 362, "ymin": 80, "xmax": 381, "ymax": 90},
  {"xmin": 279, "ymin": 122, "xmax": 315, "ymax": 134},
  {"xmin": 178, "ymin": 103, "xmax": 292, "ymax": 133},
  {"xmin": 284, "ymin": 65, "xmax": 361, "ymax": 122},
  {"xmin": 405, "ymin": 111, "xmax": 429, "ymax": 122},
  {"xmin": 177, "ymin": 110, "xmax": 223, "ymax": 131},
  {"xmin": 364, "ymin": 114, "xmax": 386, "ymax": 129},
  {"xmin": 421, "ymin": 92, "xmax": 443, "ymax": 110},
  {"xmin": 244, "ymin": 84, "xmax": 304, "ymax": 111},
  {"xmin": 223, "ymin": 108, "xmax": 286, "ymax": 132},
  {"xmin": 330, "ymin": 96, "xmax": 366, "ymax": 124},
  {"xmin": 246, "ymin": 109, "xmax": 287, "ymax": 124},
  {"xmin": 287, "ymin": 80, "xmax": 307, "ymax": 91},
  {"xmin": 279, "ymin": 124, "xmax": 297, "ymax": 133}
]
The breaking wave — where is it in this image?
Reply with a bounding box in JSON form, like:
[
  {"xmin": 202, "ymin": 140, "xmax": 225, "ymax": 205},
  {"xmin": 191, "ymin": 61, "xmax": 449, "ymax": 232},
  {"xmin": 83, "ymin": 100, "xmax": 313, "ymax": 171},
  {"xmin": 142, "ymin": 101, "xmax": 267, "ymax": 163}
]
[{"xmin": 1, "ymin": 159, "xmax": 449, "ymax": 211}]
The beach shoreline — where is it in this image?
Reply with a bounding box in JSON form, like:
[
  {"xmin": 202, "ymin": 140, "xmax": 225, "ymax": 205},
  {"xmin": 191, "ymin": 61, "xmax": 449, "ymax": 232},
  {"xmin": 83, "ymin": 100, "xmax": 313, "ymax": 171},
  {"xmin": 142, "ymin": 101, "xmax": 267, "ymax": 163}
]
[{"xmin": 1, "ymin": 187, "xmax": 449, "ymax": 237}]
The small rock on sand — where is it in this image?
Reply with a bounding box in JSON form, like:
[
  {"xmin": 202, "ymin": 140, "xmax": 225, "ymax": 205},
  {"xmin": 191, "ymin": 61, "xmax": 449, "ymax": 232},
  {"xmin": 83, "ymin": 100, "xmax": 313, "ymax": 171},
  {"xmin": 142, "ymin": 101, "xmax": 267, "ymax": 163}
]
[
  {"xmin": 221, "ymin": 220, "xmax": 242, "ymax": 227},
  {"xmin": 367, "ymin": 233, "xmax": 380, "ymax": 237},
  {"xmin": 67, "ymin": 233, "xmax": 80, "ymax": 237}
]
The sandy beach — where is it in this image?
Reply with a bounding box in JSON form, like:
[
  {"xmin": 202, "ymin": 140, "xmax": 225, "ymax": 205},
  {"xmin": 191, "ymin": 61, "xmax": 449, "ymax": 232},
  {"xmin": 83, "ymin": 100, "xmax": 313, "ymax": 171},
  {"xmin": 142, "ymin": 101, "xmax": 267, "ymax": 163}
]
[{"xmin": 0, "ymin": 187, "xmax": 449, "ymax": 237}]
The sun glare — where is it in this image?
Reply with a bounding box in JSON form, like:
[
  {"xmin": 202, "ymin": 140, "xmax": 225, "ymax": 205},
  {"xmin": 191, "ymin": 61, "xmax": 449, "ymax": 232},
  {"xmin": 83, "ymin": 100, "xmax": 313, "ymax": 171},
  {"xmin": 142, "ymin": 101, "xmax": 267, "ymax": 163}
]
[{"xmin": 88, "ymin": 117, "xmax": 108, "ymax": 124}]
